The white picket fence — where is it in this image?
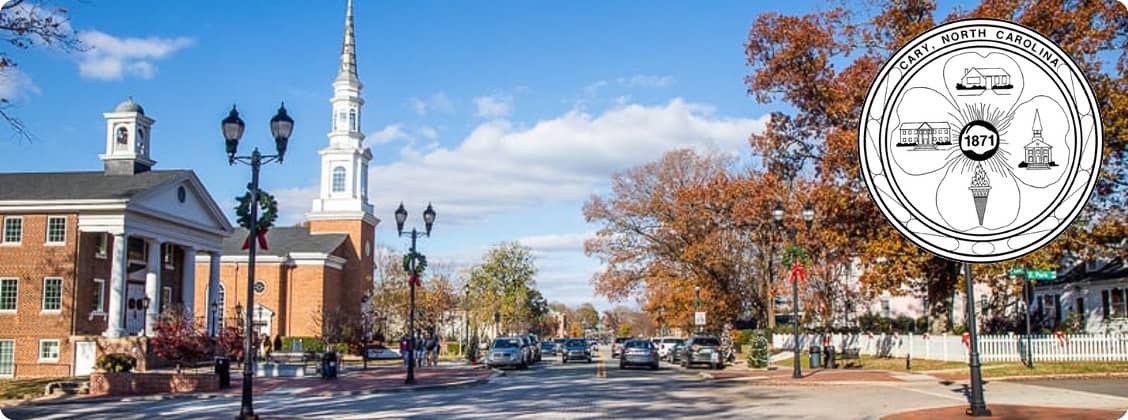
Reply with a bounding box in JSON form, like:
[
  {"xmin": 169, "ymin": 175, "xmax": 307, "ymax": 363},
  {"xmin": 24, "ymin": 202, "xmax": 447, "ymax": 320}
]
[{"xmin": 771, "ymin": 333, "xmax": 1128, "ymax": 363}]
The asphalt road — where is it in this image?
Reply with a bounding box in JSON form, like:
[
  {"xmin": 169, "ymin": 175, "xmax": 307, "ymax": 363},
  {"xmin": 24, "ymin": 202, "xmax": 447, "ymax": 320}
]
[
  {"xmin": 5, "ymin": 348, "xmax": 1128, "ymax": 419},
  {"xmin": 1018, "ymin": 378, "xmax": 1128, "ymax": 398}
]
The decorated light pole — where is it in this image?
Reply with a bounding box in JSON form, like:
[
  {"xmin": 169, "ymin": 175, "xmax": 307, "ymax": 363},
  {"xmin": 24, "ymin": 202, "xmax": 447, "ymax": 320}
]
[
  {"xmin": 772, "ymin": 201, "xmax": 815, "ymax": 380},
  {"xmin": 395, "ymin": 202, "xmax": 435, "ymax": 385},
  {"xmin": 221, "ymin": 104, "xmax": 293, "ymax": 420}
]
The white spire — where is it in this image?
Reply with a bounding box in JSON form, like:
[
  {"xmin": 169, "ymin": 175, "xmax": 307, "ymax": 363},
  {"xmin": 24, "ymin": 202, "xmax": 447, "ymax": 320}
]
[{"xmin": 1032, "ymin": 109, "xmax": 1042, "ymax": 135}]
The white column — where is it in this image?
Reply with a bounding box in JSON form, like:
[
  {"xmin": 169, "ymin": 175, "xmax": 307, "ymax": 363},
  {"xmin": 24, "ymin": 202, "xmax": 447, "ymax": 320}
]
[
  {"xmin": 181, "ymin": 246, "xmax": 196, "ymax": 325},
  {"xmin": 104, "ymin": 233, "xmax": 128, "ymax": 338},
  {"xmin": 207, "ymin": 251, "xmax": 222, "ymax": 336},
  {"xmin": 144, "ymin": 238, "xmax": 163, "ymax": 335}
]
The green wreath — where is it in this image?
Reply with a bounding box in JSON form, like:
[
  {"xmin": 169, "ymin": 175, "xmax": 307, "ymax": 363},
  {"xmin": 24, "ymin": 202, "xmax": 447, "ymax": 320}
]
[
  {"xmin": 402, "ymin": 251, "xmax": 428, "ymax": 275},
  {"xmin": 235, "ymin": 189, "xmax": 278, "ymax": 232},
  {"xmin": 781, "ymin": 245, "xmax": 808, "ymax": 267}
]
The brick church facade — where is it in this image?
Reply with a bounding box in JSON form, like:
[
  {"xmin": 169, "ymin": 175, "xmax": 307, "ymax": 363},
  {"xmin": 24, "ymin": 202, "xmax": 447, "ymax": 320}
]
[{"xmin": 192, "ymin": 0, "xmax": 378, "ymax": 343}]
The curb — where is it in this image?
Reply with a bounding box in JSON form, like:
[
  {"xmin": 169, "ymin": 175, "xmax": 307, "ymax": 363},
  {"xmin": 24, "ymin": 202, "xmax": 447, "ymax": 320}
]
[{"xmin": 17, "ymin": 370, "xmax": 499, "ymax": 408}]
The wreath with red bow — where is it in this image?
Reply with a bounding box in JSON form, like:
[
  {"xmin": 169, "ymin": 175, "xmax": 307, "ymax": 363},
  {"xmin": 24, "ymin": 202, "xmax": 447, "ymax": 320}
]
[{"xmin": 235, "ymin": 189, "xmax": 277, "ymax": 250}]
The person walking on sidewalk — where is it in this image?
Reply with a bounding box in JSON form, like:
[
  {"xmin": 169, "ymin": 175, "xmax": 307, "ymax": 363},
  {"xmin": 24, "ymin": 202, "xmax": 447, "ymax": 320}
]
[
  {"xmin": 400, "ymin": 335, "xmax": 410, "ymax": 368},
  {"xmin": 426, "ymin": 334, "xmax": 439, "ymax": 367},
  {"xmin": 414, "ymin": 331, "xmax": 425, "ymax": 368}
]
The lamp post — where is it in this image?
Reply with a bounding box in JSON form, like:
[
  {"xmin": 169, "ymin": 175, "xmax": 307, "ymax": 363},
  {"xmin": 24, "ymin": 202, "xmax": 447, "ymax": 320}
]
[
  {"xmin": 772, "ymin": 201, "xmax": 815, "ymax": 380},
  {"xmin": 395, "ymin": 202, "xmax": 436, "ymax": 385},
  {"xmin": 694, "ymin": 286, "xmax": 701, "ymax": 333},
  {"xmin": 210, "ymin": 302, "xmax": 219, "ymax": 337},
  {"xmin": 139, "ymin": 298, "xmax": 151, "ymax": 336},
  {"xmin": 221, "ymin": 103, "xmax": 293, "ymax": 420},
  {"xmin": 1022, "ymin": 274, "xmax": 1034, "ymax": 369},
  {"xmin": 964, "ymin": 263, "xmax": 991, "ymax": 416},
  {"xmin": 463, "ymin": 284, "xmax": 470, "ymax": 360}
]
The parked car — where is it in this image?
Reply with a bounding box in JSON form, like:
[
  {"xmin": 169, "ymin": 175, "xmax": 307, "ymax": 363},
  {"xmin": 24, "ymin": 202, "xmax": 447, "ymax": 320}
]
[
  {"xmin": 611, "ymin": 336, "xmax": 632, "ymax": 358},
  {"xmin": 669, "ymin": 342, "xmax": 686, "ymax": 364},
  {"xmin": 658, "ymin": 337, "xmax": 685, "ymax": 361},
  {"xmin": 526, "ymin": 334, "xmax": 541, "ymax": 362},
  {"xmin": 540, "ymin": 341, "xmax": 557, "ymax": 357},
  {"xmin": 561, "ymin": 338, "xmax": 592, "ymax": 363},
  {"xmin": 488, "ymin": 336, "xmax": 528, "ymax": 369},
  {"xmin": 619, "ymin": 339, "xmax": 659, "ymax": 370},
  {"xmin": 589, "ymin": 341, "xmax": 599, "ymax": 353},
  {"xmin": 678, "ymin": 336, "xmax": 724, "ymax": 369},
  {"xmin": 517, "ymin": 335, "xmax": 534, "ymax": 365},
  {"xmin": 553, "ymin": 338, "xmax": 566, "ymax": 355}
]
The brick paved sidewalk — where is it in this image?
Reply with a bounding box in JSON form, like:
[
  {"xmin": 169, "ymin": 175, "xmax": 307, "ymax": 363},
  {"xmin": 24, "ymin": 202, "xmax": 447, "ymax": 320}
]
[
  {"xmin": 707, "ymin": 364, "xmax": 908, "ymax": 384},
  {"xmin": 882, "ymin": 404, "xmax": 1128, "ymax": 420}
]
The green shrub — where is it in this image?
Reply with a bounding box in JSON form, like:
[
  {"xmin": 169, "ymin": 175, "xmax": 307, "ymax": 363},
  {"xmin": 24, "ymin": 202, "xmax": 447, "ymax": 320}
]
[
  {"xmin": 746, "ymin": 330, "xmax": 770, "ymax": 368},
  {"xmin": 445, "ymin": 341, "xmax": 461, "ymax": 355},
  {"xmin": 280, "ymin": 337, "xmax": 341, "ymax": 353},
  {"xmin": 735, "ymin": 329, "xmax": 755, "ymax": 345},
  {"xmin": 96, "ymin": 353, "xmax": 136, "ymax": 373}
]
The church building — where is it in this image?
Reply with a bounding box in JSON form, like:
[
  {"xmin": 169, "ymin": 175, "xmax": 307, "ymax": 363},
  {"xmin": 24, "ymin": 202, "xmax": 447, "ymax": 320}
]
[{"xmin": 193, "ymin": 0, "xmax": 378, "ymax": 343}]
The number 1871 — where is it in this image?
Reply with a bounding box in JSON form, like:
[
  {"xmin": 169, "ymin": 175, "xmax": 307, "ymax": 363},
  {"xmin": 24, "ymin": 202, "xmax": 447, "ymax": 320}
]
[{"xmin": 964, "ymin": 134, "xmax": 995, "ymax": 147}]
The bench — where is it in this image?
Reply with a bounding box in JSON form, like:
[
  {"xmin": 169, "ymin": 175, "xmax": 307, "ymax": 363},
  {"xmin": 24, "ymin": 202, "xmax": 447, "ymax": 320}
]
[
  {"xmin": 269, "ymin": 351, "xmax": 311, "ymax": 365},
  {"xmin": 836, "ymin": 347, "xmax": 862, "ymax": 368}
]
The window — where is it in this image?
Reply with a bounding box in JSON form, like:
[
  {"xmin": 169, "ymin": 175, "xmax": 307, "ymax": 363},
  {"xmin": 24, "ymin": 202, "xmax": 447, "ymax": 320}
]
[
  {"xmin": 162, "ymin": 243, "xmax": 175, "ymax": 268},
  {"xmin": 0, "ymin": 278, "xmax": 16, "ymax": 311},
  {"xmin": 331, "ymin": 167, "xmax": 347, "ymax": 193},
  {"xmin": 42, "ymin": 278, "xmax": 62, "ymax": 312},
  {"xmin": 38, "ymin": 340, "xmax": 59, "ymax": 362},
  {"xmin": 1041, "ymin": 294, "xmax": 1060, "ymax": 324},
  {"xmin": 46, "ymin": 216, "xmax": 66, "ymax": 244},
  {"xmin": 115, "ymin": 126, "xmax": 129, "ymax": 149},
  {"xmin": 349, "ymin": 109, "xmax": 358, "ymax": 131},
  {"xmin": 93, "ymin": 279, "xmax": 105, "ymax": 313},
  {"xmin": 1105, "ymin": 289, "xmax": 1127, "ymax": 319},
  {"xmin": 0, "ymin": 340, "xmax": 12, "ymax": 376},
  {"xmin": 360, "ymin": 163, "xmax": 368, "ymax": 199},
  {"xmin": 3, "ymin": 217, "xmax": 22, "ymax": 244},
  {"xmin": 160, "ymin": 286, "xmax": 172, "ymax": 310},
  {"xmin": 95, "ymin": 234, "xmax": 109, "ymax": 259}
]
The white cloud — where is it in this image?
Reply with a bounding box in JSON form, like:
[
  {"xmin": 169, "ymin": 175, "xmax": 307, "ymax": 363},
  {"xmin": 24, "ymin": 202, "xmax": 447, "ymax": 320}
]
[
  {"xmin": 370, "ymin": 124, "xmax": 410, "ymax": 144},
  {"xmin": 408, "ymin": 92, "xmax": 455, "ymax": 116},
  {"xmin": 518, "ymin": 232, "xmax": 593, "ymax": 254},
  {"xmin": 0, "ymin": 68, "xmax": 40, "ymax": 101},
  {"xmin": 367, "ymin": 98, "xmax": 769, "ymax": 225},
  {"xmin": 417, "ymin": 126, "xmax": 439, "ymax": 140},
  {"xmin": 77, "ymin": 30, "xmax": 194, "ymax": 80},
  {"xmin": 270, "ymin": 186, "xmax": 317, "ymax": 225},
  {"xmin": 473, "ymin": 94, "xmax": 513, "ymax": 118},
  {"xmin": 617, "ymin": 74, "xmax": 675, "ymax": 88}
]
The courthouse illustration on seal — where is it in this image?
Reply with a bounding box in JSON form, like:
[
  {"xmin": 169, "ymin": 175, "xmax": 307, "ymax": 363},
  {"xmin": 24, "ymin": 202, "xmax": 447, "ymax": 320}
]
[{"xmin": 859, "ymin": 19, "xmax": 1102, "ymax": 263}]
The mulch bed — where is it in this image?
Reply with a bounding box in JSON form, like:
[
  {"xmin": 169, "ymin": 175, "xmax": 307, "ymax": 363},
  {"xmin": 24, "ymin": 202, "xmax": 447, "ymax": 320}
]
[{"xmin": 882, "ymin": 404, "xmax": 1126, "ymax": 420}]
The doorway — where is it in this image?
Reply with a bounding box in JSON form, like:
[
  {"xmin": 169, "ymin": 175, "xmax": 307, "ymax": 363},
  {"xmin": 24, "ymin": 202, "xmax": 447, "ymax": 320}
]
[{"xmin": 74, "ymin": 341, "xmax": 96, "ymax": 376}]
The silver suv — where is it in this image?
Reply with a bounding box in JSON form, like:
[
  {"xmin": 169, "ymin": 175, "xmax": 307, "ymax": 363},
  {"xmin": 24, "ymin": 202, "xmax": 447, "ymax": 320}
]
[{"xmin": 488, "ymin": 336, "xmax": 529, "ymax": 370}]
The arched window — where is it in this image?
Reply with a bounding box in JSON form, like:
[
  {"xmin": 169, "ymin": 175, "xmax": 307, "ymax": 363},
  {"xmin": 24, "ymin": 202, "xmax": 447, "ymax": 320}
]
[
  {"xmin": 349, "ymin": 109, "xmax": 358, "ymax": 131},
  {"xmin": 115, "ymin": 127, "xmax": 129, "ymax": 150},
  {"xmin": 360, "ymin": 163, "xmax": 368, "ymax": 198},
  {"xmin": 332, "ymin": 166, "xmax": 347, "ymax": 193}
]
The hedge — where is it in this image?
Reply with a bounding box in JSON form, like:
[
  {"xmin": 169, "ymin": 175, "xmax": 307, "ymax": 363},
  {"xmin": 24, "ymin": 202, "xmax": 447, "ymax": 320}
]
[{"xmin": 279, "ymin": 337, "xmax": 347, "ymax": 354}]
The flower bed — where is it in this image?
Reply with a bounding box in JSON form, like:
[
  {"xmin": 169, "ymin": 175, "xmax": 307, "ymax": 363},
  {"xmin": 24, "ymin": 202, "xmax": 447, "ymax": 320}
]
[{"xmin": 89, "ymin": 372, "xmax": 218, "ymax": 396}]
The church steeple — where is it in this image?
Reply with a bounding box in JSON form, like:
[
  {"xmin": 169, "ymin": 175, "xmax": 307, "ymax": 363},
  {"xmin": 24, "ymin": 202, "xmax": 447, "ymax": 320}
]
[
  {"xmin": 337, "ymin": 0, "xmax": 358, "ymax": 83},
  {"xmin": 310, "ymin": 0, "xmax": 374, "ymax": 224}
]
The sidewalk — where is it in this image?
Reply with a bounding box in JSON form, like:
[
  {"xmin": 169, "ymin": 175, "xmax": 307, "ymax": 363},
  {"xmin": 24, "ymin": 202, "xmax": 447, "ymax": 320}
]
[
  {"xmin": 702, "ymin": 361, "xmax": 914, "ymax": 385},
  {"xmin": 19, "ymin": 363, "xmax": 494, "ymax": 406},
  {"xmin": 882, "ymin": 404, "xmax": 1128, "ymax": 419}
]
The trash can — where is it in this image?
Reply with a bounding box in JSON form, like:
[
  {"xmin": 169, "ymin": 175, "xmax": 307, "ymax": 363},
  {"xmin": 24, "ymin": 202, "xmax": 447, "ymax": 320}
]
[
  {"xmin": 809, "ymin": 345, "xmax": 821, "ymax": 369},
  {"xmin": 214, "ymin": 357, "xmax": 230, "ymax": 388},
  {"xmin": 321, "ymin": 351, "xmax": 339, "ymax": 380},
  {"xmin": 824, "ymin": 345, "xmax": 836, "ymax": 369}
]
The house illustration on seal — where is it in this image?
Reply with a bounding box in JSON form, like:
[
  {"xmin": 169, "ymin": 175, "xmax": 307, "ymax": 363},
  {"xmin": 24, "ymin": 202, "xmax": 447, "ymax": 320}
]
[
  {"xmin": 957, "ymin": 67, "xmax": 1013, "ymax": 92},
  {"xmin": 896, "ymin": 121, "xmax": 952, "ymax": 150},
  {"xmin": 1020, "ymin": 110, "xmax": 1054, "ymax": 170}
]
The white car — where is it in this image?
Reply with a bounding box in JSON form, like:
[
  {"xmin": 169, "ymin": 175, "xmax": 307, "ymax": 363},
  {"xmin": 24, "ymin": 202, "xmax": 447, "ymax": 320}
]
[{"xmin": 657, "ymin": 337, "xmax": 685, "ymax": 360}]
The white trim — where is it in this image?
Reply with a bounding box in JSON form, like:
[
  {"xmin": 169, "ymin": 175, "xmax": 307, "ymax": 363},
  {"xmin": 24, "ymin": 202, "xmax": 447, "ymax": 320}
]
[
  {"xmin": 0, "ymin": 339, "xmax": 13, "ymax": 377},
  {"xmin": 38, "ymin": 339, "xmax": 60, "ymax": 363},
  {"xmin": 289, "ymin": 252, "xmax": 347, "ymax": 270},
  {"xmin": 212, "ymin": 255, "xmax": 288, "ymax": 264},
  {"xmin": 93, "ymin": 278, "xmax": 106, "ymax": 313},
  {"xmin": 45, "ymin": 216, "xmax": 67, "ymax": 245},
  {"xmin": 2, "ymin": 216, "xmax": 23, "ymax": 244},
  {"xmin": 0, "ymin": 202, "xmax": 128, "ymax": 212},
  {"xmin": 41, "ymin": 277, "xmax": 63, "ymax": 313},
  {"xmin": 0, "ymin": 277, "xmax": 17, "ymax": 313}
]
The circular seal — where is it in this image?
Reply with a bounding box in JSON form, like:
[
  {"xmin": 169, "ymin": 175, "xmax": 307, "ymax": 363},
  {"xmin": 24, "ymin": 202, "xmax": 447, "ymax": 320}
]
[
  {"xmin": 859, "ymin": 19, "xmax": 1102, "ymax": 263},
  {"xmin": 254, "ymin": 280, "xmax": 266, "ymax": 294}
]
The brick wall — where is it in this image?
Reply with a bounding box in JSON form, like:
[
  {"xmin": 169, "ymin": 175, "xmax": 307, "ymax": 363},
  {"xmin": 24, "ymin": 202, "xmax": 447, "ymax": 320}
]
[
  {"xmin": 0, "ymin": 213, "xmax": 79, "ymax": 378},
  {"xmin": 309, "ymin": 218, "xmax": 375, "ymax": 332},
  {"xmin": 89, "ymin": 371, "xmax": 218, "ymax": 396},
  {"xmin": 74, "ymin": 231, "xmax": 113, "ymax": 336}
]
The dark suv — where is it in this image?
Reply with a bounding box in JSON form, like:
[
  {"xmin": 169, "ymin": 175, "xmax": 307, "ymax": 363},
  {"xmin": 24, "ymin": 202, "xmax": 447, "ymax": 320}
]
[{"xmin": 678, "ymin": 336, "xmax": 724, "ymax": 369}]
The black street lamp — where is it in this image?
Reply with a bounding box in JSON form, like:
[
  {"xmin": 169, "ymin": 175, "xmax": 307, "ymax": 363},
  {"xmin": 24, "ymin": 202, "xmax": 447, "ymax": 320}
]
[
  {"xmin": 395, "ymin": 202, "xmax": 435, "ymax": 384},
  {"xmin": 210, "ymin": 302, "xmax": 219, "ymax": 337},
  {"xmin": 222, "ymin": 103, "xmax": 293, "ymax": 420},
  {"xmin": 963, "ymin": 263, "xmax": 992, "ymax": 416},
  {"xmin": 463, "ymin": 284, "xmax": 471, "ymax": 361},
  {"xmin": 694, "ymin": 285, "xmax": 702, "ymax": 333},
  {"xmin": 773, "ymin": 201, "xmax": 815, "ymax": 380}
]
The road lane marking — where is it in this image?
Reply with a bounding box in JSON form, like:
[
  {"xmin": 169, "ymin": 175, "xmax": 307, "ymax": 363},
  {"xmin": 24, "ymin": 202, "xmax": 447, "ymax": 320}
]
[{"xmin": 596, "ymin": 356, "xmax": 606, "ymax": 378}]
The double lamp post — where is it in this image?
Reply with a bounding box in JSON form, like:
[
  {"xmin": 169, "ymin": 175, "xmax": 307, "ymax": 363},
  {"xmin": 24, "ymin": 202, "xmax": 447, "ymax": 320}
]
[
  {"xmin": 771, "ymin": 201, "xmax": 815, "ymax": 380},
  {"xmin": 221, "ymin": 103, "xmax": 294, "ymax": 420},
  {"xmin": 394, "ymin": 202, "xmax": 436, "ymax": 384}
]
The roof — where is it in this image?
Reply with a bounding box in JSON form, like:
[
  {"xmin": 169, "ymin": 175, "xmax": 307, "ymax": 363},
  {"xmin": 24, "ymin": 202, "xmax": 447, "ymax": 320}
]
[
  {"xmin": 0, "ymin": 170, "xmax": 189, "ymax": 201},
  {"xmin": 222, "ymin": 226, "xmax": 347, "ymax": 257},
  {"xmin": 1024, "ymin": 139, "xmax": 1052, "ymax": 149},
  {"xmin": 900, "ymin": 122, "xmax": 949, "ymax": 130},
  {"xmin": 115, "ymin": 97, "xmax": 144, "ymax": 114},
  {"xmin": 969, "ymin": 67, "xmax": 1009, "ymax": 77},
  {"xmin": 1044, "ymin": 258, "xmax": 1128, "ymax": 286}
]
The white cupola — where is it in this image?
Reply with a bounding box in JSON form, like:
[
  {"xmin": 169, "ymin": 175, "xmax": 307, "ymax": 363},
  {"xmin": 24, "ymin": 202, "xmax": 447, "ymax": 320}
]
[{"xmin": 99, "ymin": 97, "xmax": 156, "ymax": 175}]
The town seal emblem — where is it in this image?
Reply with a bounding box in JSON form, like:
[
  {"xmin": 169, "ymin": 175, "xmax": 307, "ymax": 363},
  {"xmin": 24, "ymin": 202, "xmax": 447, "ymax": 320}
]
[{"xmin": 858, "ymin": 19, "xmax": 1102, "ymax": 263}]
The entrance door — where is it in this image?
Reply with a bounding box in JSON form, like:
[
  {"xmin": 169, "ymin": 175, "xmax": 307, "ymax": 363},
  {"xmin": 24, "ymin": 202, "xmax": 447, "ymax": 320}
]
[
  {"xmin": 125, "ymin": 283, "xmax": 146, "ymax": 334},
  {"xmin": 74, "ymin": 341, "xmax": 96, "ymax": 376}
]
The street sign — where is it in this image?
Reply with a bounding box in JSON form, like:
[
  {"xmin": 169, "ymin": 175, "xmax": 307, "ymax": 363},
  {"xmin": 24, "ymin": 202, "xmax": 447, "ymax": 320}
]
[
  {"xmin": 1008, "ymin": 267, "xmax": 1026, "ymax": 276},
  {"xmin": 694, "ymin": 311, "xmax": 706, "ymax": 326},
  {"xmin": 858, "ymin": 19, "xmax": 1103, "ymax": 263},
  {"xmin": 1027, "ymin": 270, "xmax": 1055, "ymax": 281}
]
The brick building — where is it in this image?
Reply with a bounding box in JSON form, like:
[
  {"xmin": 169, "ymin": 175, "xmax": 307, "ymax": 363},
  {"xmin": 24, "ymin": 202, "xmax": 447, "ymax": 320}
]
[
  {"xmin": 193, "ymin": 0, "xmax": 377, "ymax": 344},
  {"xmin": 0, "ymin": 99, "xmax": 232, "ymax": 378}
]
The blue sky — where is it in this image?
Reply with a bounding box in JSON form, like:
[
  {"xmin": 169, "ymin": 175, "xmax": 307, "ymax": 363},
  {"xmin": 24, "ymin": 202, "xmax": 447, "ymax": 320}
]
[{"xmin": 0, "ymin": 0, "xmax": 971, "ymax": 309}]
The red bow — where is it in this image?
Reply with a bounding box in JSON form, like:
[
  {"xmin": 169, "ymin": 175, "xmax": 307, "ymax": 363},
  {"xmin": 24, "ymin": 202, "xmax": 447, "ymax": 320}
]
[
  {"xmin": 242, "ymin": 229, "xmax": 269, "ymax": 250},
  {"xmin": 788, "ymin": 262, "xmax": 806, "ymax": 285},
  {"xmin": 961, "ymin": 332, "xmax": 971, "ymax": 349},
  {"xmin": 409, "ymin": 274, "xmax": 421, "ymax": 286},
  {"xmin": 1054, "ymin": 331, "xmax": 1067, "ymax": 347}
]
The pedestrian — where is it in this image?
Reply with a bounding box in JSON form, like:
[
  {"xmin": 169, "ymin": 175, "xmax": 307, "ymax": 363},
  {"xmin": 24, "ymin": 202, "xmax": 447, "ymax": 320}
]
[
  {"xmin": 427, "ymin": 334, "xmax": 439, "ymax": 366},
  {"xmin": 414, "ymin": 332, "xmax": 424, "ymax": 368},
  {"xmin": 400, "ymin": 335, "xmax": 410, "ymax": 368},
  {"xmin": 273, "ymin": 335, "xmax": 283, "ymax": 353}
]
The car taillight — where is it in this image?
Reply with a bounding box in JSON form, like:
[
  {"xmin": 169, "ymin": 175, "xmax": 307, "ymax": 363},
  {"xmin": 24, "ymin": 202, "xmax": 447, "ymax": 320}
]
[{"xmin": 690, "ymin": 345, "xmax": 700, "ymax": 352}]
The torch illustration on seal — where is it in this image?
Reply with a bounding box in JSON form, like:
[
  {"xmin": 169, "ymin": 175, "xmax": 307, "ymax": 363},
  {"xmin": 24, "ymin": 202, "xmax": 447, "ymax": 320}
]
[{"xmin": 968, "ymin": 163, "xmax": 991, "ymax": 225}]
